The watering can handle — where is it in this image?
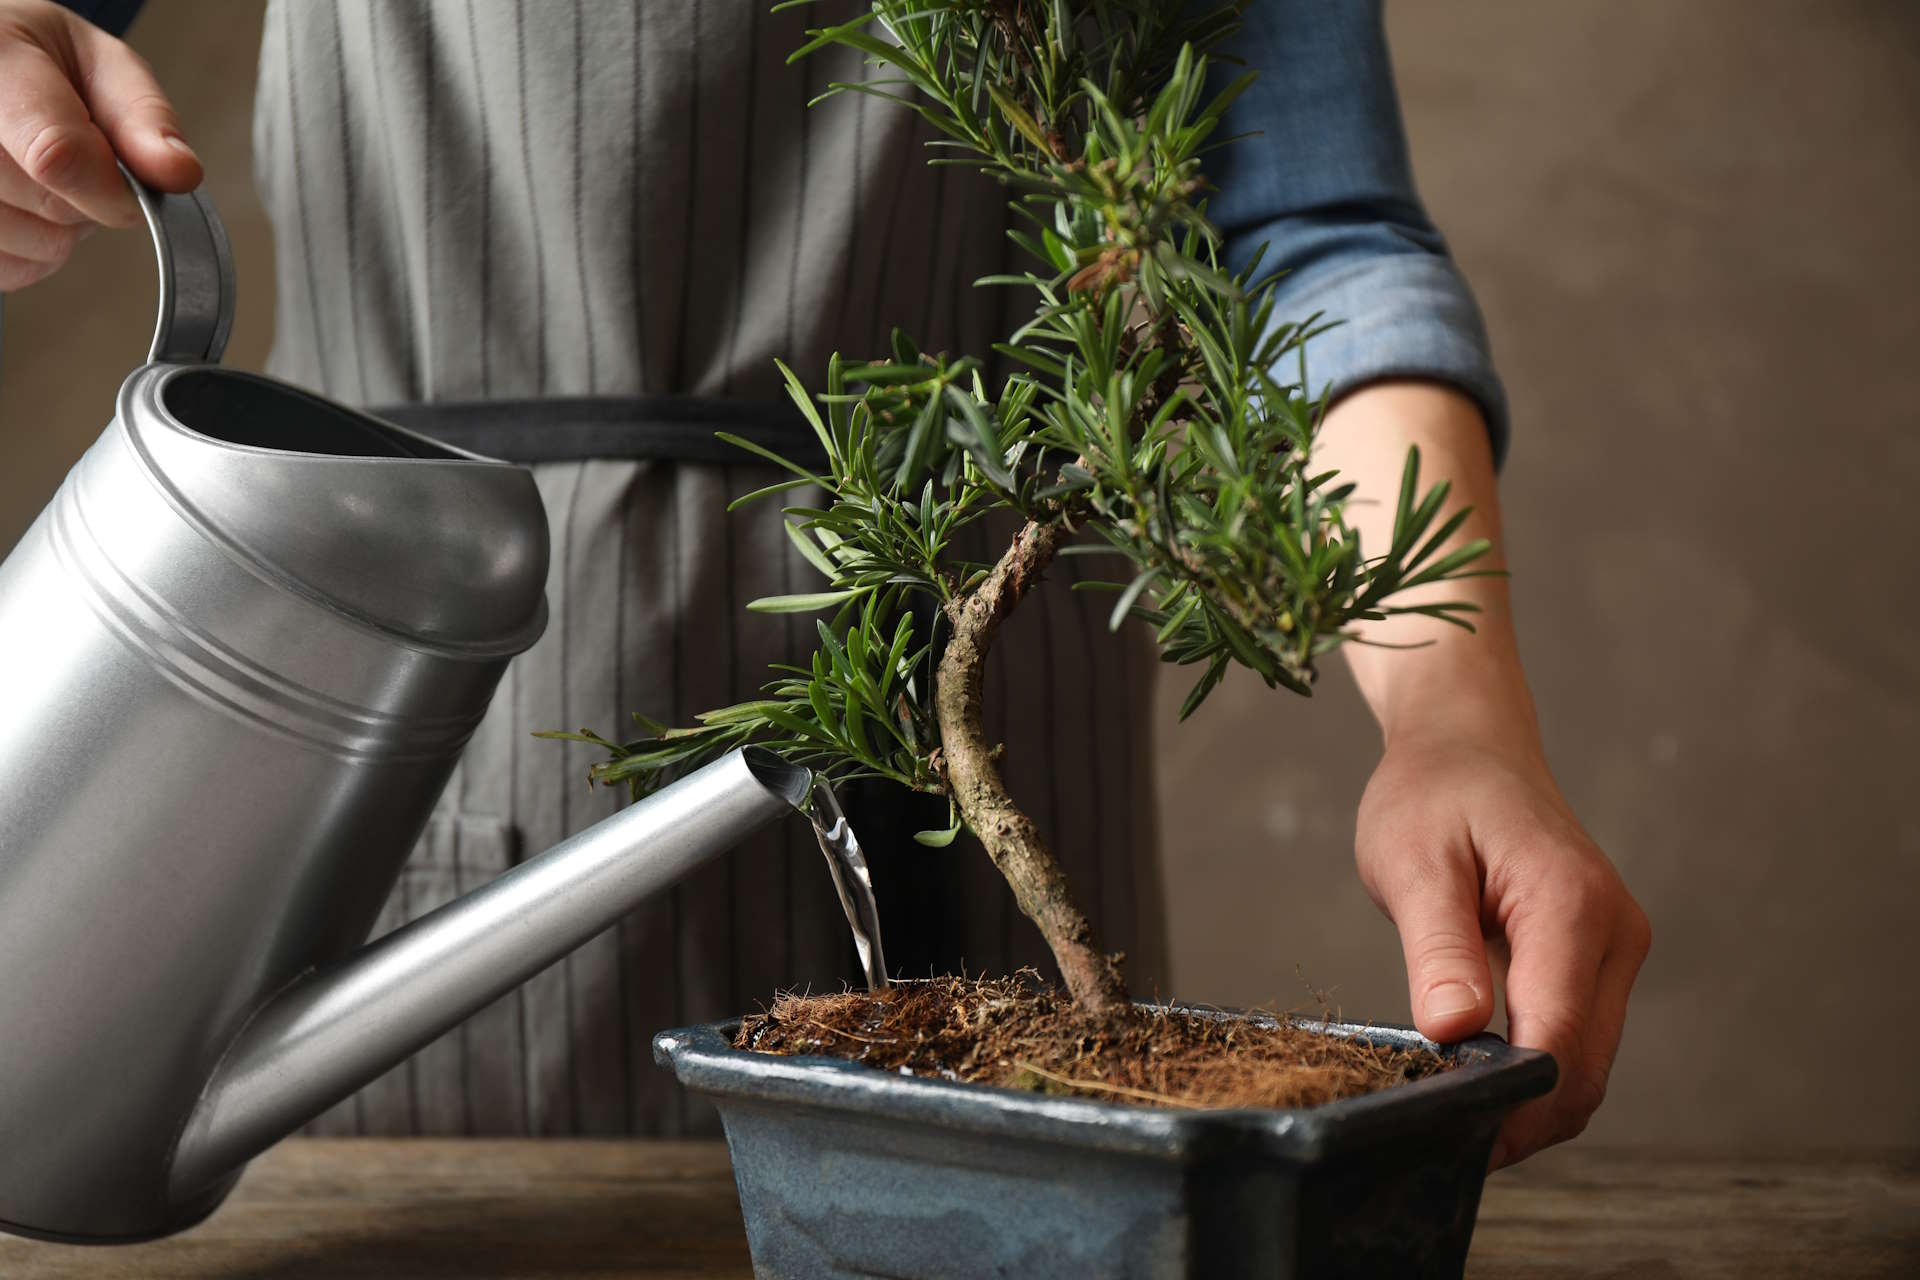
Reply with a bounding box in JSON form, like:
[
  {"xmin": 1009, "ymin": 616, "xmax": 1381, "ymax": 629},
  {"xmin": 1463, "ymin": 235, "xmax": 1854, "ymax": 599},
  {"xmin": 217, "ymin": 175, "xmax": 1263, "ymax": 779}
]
[{"xmin": 121, "ymin": 162, "xmax": 236, "ymax": 367}]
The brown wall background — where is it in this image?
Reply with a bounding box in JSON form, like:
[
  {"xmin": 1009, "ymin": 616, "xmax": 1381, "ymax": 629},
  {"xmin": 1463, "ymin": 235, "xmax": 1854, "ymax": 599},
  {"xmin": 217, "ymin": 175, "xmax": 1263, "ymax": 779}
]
[{"xmin": 2, "ymin": 2, "xmax": 1914, "ymax": 1148}]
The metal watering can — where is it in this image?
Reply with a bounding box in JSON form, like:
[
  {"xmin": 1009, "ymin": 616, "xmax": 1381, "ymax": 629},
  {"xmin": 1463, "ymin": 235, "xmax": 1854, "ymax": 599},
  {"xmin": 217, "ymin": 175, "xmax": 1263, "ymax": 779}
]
[{"xmin": 0, "ymin": 177, "xmax": 810, "ymax": 1242}]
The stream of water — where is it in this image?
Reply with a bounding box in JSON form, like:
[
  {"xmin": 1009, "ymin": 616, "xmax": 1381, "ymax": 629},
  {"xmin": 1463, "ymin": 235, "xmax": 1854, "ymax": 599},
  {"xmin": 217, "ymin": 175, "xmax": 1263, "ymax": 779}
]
[{"xmin": 803, "ymin": 776, "xmax": 890, "ymax": 992}]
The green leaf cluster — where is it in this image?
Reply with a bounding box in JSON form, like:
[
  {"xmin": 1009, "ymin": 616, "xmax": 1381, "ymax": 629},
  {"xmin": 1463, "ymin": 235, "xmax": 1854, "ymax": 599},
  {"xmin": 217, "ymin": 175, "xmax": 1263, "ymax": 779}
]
[{"xmin": 557, "ymin": 0, "xmax": 1489, "ymax": 828}]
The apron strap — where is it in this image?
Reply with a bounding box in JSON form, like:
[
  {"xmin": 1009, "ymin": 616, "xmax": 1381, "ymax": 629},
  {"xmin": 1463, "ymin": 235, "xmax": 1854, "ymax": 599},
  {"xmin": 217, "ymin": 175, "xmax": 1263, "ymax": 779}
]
[{"xmin": 370, "ymin": 396, "xmax": 827, "ymax": 468}]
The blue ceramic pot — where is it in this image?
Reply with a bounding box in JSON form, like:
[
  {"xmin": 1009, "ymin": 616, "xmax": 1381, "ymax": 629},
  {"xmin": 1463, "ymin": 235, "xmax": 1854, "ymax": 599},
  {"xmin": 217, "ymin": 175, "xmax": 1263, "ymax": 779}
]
[{"xmin": 655, "ymin": 1006, "xmax": 1554, "ymax": 1279}]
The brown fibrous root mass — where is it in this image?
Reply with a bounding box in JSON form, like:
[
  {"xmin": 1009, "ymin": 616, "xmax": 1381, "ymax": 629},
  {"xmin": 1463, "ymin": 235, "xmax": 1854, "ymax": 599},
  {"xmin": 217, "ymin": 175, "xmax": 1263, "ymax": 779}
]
[{"xmin": 735, "ymin": 975, "xmax": 1452, "ymax": 1111}]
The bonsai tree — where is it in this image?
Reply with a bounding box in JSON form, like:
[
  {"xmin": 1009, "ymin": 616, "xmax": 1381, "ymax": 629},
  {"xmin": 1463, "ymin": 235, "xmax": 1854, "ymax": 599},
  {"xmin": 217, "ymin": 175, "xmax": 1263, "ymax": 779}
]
[{"xmin": 551, "ymin": 0, "xmax": 1488, "ymax": 1015}]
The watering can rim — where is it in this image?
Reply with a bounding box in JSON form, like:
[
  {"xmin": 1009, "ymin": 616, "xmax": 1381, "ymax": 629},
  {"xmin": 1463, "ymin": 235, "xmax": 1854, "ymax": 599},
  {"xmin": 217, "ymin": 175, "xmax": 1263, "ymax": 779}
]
[{"xmin": 105, "ymin": 170, "xmax": 551, "ymax": 661}]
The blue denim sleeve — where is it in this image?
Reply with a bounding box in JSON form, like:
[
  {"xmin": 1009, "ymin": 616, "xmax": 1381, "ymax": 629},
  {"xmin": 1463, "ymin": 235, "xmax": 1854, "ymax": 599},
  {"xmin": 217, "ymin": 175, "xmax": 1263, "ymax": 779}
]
[{"xmin": 1207, "ymin": 0, "xmax": 1509, "ymax": 466}]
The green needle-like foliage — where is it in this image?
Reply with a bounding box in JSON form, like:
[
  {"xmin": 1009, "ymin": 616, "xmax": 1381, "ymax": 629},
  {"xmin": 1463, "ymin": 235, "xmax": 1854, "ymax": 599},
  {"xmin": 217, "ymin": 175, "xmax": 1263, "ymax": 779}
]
[{"xmin": 545, "ymin": 0, "xmax": 1492, "ymax": 1005}]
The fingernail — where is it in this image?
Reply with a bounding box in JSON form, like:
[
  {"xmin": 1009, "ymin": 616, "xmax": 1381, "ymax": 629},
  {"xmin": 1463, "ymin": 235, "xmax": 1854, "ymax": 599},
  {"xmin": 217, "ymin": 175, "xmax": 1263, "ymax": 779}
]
[
  {"xmin": 1425, "ymin": 982, "xmax": 1479, "ymax": 1018},
  {"xmin": 161, "ymin": 132, "xmax": 199, "ymax": 164}
]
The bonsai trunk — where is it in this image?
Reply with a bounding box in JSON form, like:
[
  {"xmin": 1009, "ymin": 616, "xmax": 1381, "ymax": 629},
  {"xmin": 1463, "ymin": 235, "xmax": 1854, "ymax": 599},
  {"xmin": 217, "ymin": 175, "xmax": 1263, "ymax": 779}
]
[{"xmin": 935, "ymin": 518, "xmax": 1129, "ymax": 1013}]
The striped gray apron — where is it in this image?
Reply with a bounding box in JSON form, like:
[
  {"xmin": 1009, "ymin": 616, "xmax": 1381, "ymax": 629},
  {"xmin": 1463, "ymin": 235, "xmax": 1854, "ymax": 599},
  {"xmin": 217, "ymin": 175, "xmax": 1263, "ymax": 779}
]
[{"xmin": 257, "ymin": 0, "xmax": 1166, "ymax": 1137}]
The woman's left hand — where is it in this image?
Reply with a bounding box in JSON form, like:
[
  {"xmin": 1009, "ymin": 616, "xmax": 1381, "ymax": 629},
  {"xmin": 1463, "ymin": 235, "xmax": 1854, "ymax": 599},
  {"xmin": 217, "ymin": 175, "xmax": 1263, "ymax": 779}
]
[
  {"xmin": 1354, "ymin": 723, "xmax": 1652, "ymax": 1169},
  {"xmin": 1316, "ymin": 380, "xmax": 1651, "ymax": 1169}
]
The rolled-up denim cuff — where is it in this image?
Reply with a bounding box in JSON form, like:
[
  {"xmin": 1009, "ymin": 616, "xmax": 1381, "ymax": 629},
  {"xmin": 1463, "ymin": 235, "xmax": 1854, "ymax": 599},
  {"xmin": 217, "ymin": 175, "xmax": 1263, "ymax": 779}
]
[{"xmin": 1269, "ymin": 252, "xmax": 1510, "ymax": 469}]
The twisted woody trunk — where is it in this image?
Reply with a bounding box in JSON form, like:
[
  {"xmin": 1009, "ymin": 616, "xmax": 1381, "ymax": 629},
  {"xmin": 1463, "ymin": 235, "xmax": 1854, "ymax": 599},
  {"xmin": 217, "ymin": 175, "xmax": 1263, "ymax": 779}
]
[
  {"xmin": 558, "ymin": 1, "xmax": 1490, "ymax": 1024},
  {"xmin": 933, "ymin": 518, "xmax": 1128, "ymax": 1013}
]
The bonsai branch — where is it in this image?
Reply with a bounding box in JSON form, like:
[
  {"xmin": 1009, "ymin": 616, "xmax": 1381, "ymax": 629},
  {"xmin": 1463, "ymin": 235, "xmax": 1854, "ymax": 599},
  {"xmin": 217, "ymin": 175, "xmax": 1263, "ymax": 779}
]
[{"xmin": 934, "ymin": 517, "xmax": 1129, "ymax": 1013}]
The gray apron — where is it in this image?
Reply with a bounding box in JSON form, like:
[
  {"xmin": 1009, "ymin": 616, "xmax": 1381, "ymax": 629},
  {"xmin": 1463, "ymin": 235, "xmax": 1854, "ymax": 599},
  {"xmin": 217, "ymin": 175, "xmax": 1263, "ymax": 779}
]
[{"xmin": 257, "ymin": 0, "xmax": 1166, "ymax": 1136}]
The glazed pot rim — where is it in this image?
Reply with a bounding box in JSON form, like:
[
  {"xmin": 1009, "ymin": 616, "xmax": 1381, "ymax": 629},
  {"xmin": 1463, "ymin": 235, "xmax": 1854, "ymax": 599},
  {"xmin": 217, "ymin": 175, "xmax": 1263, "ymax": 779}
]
[{"xmin": 655, "ymin": 1000, "xmax": 1556, "ymax": 1163}]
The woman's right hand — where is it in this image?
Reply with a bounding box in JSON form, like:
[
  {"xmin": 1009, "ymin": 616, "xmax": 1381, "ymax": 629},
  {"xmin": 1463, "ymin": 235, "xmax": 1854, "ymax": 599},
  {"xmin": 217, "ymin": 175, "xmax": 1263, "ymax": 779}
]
[{"xmin": 0, "ymin": 0, "xmax": 200, "ymax": 291}]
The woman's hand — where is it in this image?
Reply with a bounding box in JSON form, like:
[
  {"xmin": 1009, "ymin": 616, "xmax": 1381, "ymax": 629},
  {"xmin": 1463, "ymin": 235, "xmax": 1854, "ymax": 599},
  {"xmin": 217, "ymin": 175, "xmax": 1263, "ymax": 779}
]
[
  {"xmin": 1355, "ymin": 722, "xmax": 1650, "ymax": 1167},
  {"xmin": 0, "ymin": 0, "xmax": 199, "ymax": 290},
  {"xmin": 1317, "ymin": 379, "xmax": 1651, "ymax": 1168}
]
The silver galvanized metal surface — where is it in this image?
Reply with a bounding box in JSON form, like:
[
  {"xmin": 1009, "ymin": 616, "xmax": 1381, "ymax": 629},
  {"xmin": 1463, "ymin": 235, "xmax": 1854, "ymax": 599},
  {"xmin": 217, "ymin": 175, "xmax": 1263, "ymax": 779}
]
[
  {"xmin": 167, "ymin": 748, "xmax": 811, "ymax": 1201},
  {"xmin": 0, "ymin": 173, "xmax": 813, "ymax": 1243},
  {"xmin": 0, "ymin": 172, "xmax": 550, "ymax": 1241},
  {"xmin": 121, "ymin": 159, "xmax": 234, "ymax": 367}
]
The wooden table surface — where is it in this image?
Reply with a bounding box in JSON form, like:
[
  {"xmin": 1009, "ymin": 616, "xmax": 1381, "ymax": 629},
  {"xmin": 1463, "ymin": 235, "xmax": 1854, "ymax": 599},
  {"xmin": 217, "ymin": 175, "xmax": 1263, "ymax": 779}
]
[{"xmin": 1, "ymin": 1140, "xmax": 1912, "ymax": 1278}]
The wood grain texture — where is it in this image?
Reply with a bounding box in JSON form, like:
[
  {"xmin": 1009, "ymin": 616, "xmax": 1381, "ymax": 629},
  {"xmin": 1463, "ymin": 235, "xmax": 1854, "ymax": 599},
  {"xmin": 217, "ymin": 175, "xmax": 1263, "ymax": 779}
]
[
  {"xmin": 1470, "ymin": 1147, "xmax": 1920, "ymax": 1279},
  {"xmin": 0, "ymin": 1141, "xmax": 1911, "ymax": 1278},
  {"xmin": 0, "ymin": 1140, "xmax": 751, "ymax": 1279}
]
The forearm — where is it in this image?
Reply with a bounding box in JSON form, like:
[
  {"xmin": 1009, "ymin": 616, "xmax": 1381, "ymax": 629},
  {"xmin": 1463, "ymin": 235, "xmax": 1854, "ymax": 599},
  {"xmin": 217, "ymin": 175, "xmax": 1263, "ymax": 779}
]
[
  {"xmin": 1211, "ymin": 6, "xmax": 1647, "ymax": 1165},
  {"xmin": 1316, "ymin": 380, "xmax": 1544, "ymax": 764}
]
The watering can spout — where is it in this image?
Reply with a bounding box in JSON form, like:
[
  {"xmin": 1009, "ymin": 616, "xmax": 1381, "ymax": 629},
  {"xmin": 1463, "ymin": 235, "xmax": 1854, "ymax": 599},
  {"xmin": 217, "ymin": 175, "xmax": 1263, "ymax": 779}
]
[
  {"xmin": 0, "ymin": 173, "xmax": 820, "ymax": 1242},
  {"xmin": 167, "ymin": 748, "xmax": 810, "ymax": 1202}
]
